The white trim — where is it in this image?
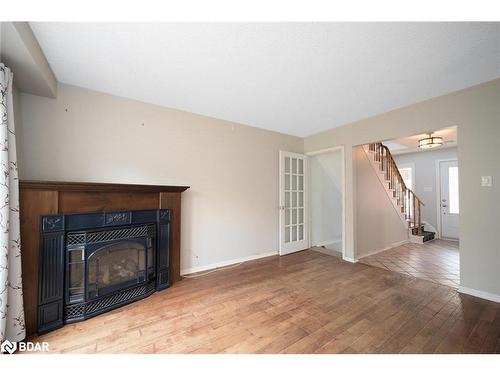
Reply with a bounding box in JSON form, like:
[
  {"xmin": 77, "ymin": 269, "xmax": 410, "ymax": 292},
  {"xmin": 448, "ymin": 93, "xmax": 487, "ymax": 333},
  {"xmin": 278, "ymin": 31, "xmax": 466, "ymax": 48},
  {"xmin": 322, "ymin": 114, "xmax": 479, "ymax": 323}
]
[
  {"xmin": 458, "ymin": 286, "xmax": 500, "ymax": 304},
  {"xmin": 181, "ymin": 251, "xmax": 278, "ymax": 276},
  {"xmin": 341, "ymin": 146, "xmax": 346, "ymax": 261},
  {"xmin": 435, "ymin": 159, "xmax": 441, "ymax": 238},
  {"xmin": 358, "ymin": 240, "xmax": 409, "ymax": 259},
  {"xmin": 312, "ymin": 237, "xmax": 342, "ymax": 248},
  {"xmin": 305, "ymin": 145, "xmax": 346, "ymax": 261},
  {"xmin": 436, "ymin": 158, "xmax": 459, "ymax": 240},
  {"xmin": 342, "ymin": 256, "xmax": 358, "ymax": 263}
]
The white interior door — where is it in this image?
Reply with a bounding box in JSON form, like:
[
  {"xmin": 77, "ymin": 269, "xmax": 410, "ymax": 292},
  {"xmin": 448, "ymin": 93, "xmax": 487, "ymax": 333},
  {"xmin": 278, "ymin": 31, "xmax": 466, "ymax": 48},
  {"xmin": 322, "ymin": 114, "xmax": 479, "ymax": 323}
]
[
  {"xmin": 279, "ymin": 151, "xmax": 308, "ymax": 255},
  {"xmin": 439, "ymin": 160, "xmax": 459, "ymax": 240}
]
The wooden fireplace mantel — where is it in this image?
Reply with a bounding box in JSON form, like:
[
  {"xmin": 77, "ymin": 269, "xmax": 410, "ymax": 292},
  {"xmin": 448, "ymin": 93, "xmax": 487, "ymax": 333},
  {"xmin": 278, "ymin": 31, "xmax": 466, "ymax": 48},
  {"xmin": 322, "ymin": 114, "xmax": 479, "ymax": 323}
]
[
  {"xmin": 19, "ymin": 180, "xmax": 190, "ymax": 193},
  {"xmin": 19, "ymin": 180, "xmax": 189, "ymax": 336}
]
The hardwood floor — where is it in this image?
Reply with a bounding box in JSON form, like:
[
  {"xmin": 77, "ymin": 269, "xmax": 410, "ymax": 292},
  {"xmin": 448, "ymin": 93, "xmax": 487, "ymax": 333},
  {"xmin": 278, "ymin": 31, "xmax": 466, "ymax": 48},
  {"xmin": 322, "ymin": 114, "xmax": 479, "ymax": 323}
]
[
  {"xmin": 30, "ymin": 250, "xmax": 500, "ymax": 354},
  {"xmin": 359, "ymin": 240, "xmax": 460, "ymax": 288}
]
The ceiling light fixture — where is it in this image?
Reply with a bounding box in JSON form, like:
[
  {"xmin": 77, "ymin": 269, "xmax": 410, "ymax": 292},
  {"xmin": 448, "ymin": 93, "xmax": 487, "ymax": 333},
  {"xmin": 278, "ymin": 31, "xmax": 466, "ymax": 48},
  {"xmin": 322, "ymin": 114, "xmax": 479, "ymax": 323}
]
[{"xmin": 418, "ymin": 132, "xmax": 443, "ymax": 149}]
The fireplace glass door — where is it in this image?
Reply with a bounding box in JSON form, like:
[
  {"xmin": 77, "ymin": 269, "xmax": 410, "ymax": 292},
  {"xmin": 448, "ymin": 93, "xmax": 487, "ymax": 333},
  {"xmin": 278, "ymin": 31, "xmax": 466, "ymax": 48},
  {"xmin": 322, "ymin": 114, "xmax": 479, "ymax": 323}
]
[{"xmin": 87, "ymin": 241, "xmax": 146, "ymax": 299}]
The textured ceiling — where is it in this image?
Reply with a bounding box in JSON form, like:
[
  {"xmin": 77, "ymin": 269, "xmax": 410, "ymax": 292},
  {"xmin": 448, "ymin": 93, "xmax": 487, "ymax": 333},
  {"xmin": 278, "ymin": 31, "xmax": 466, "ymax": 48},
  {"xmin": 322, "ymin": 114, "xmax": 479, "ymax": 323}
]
[{"xmin": 30, "ymin": 22, "xmax": 500, "ymax": 137}]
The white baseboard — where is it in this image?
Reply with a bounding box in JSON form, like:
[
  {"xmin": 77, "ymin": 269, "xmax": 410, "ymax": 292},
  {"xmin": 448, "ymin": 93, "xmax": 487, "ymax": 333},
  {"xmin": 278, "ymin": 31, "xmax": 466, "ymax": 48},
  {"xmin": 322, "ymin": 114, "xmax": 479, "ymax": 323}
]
[
  {"xmin": 342, "ymin": 256, "xmax": 358, "ymax": 263},
  {"xmin": 358, "ymin": 239, "xmax": 409, "ymax": 259},
  {"xmin": 313, "ymin": 238, "xmax": 342, "ymax": 247},
  {"xmin": 181, "ymin": 251, "xmax": 278, "ymax": 276},
  {"xmin": 458, "ymin": 286, "xmax": 500, "ymax": 304}
]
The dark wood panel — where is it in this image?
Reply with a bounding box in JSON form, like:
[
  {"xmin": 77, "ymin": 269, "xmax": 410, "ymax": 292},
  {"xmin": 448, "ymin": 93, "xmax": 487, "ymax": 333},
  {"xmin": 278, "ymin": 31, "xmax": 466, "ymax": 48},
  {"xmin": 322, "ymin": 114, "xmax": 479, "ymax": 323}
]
[
  {"xmin": 20, "ymin": 180, "xmax": 189, "ymax": 193},
  {"xmin": 58, "ymin": 192, "xmax": 160, "ymax": 213},
  {"xmin": 20, "ymin": 190, "xmax": 58, "ymax": 336},
  {"xmin": 160, "ymin": 192, "xmax": 182, "ymax": 283}
]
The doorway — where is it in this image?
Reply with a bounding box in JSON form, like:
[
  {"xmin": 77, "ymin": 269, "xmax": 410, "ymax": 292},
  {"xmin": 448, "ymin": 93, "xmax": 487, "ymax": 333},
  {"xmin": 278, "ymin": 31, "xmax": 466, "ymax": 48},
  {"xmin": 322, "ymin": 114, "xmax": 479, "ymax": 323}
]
[
  {"xmin": 357, "ymin": 127, "xmax": 460, "ymax": 289},
  {"xmin": 278, "ymin": 147, "xmax": 345, "ymax": 259},
  {"xmin": 307, "ymin": 147, "xmax": 345, "ymax": 259},
  {"xmin": 438, "ymin": 159, "xmax": 459, "ymax": 240}
]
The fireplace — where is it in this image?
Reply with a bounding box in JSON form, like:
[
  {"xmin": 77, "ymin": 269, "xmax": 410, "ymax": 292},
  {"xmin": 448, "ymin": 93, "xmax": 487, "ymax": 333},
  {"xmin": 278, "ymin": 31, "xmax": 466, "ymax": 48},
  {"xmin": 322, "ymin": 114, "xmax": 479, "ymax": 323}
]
[
  {"xmin": 38, "ymin": 209, "xmax": 170, "ymax": 334},
  {"xmin": 84, "ymin": 236, "xmax": 151, "ymax": 300},
  {"xmin": 65, "ymin": 223, "xmax": 157, "ymax": 320}
]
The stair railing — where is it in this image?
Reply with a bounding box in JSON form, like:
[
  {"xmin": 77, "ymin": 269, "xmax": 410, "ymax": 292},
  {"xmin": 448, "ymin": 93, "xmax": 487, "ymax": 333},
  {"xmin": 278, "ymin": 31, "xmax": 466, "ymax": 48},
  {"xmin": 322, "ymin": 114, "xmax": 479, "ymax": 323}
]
[{"xmin": 368, "ymin": 142, "xmax": 425, "ymax": 235}]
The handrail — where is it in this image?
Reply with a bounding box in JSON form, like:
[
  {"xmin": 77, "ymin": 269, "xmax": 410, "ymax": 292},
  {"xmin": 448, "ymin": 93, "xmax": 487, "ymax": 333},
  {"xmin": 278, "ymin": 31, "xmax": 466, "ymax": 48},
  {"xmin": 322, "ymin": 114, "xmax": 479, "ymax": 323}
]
[
  {"xmin": 407, "ymin": 188, "xmax": 425, "ymax": 207},
  {"xmin": 379, "ymin": 144, "xmax": 425, "ymax": 205},
  {"xmin": 368, "ymin": 142, "xmax": 425, "ymax": 235}
]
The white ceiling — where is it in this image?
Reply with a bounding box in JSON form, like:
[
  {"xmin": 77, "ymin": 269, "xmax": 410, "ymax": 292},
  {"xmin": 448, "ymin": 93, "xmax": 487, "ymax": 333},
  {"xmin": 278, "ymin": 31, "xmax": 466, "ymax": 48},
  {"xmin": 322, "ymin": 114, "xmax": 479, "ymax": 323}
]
[
  {"xmin": 384, "ymin": 126, "xmax": 457, "ymax": 155},
  {"xmin": 30, "ymin": 22, "xmax": 500, "ymax": 137}
]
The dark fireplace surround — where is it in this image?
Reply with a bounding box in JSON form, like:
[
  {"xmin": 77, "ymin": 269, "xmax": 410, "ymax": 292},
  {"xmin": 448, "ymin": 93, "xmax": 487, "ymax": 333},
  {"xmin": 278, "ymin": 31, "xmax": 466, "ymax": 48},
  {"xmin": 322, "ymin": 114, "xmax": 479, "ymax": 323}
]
[{"xmin": 38, "ymin": 209, "xmax": 171, "ymax": 334}]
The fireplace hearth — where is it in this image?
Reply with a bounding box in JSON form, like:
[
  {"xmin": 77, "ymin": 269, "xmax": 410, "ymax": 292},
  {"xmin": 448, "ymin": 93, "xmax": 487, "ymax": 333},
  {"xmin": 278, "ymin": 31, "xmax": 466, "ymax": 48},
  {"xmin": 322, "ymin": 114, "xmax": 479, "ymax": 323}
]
[{"xmin": 38, "ymin": 209, "xmax": 170, "ymax": 334}]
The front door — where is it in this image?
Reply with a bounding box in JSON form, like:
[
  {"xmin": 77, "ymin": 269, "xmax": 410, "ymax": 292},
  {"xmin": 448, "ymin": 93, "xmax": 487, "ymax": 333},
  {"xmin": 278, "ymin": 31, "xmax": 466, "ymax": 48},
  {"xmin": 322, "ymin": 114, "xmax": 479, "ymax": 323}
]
[
  {"xmin": 439, "ymin": 160, "xmax": 459, "ymax": 240},
  {"xmin": 279, "ymin": 151, "xmax": 308, "ymax": 255}
]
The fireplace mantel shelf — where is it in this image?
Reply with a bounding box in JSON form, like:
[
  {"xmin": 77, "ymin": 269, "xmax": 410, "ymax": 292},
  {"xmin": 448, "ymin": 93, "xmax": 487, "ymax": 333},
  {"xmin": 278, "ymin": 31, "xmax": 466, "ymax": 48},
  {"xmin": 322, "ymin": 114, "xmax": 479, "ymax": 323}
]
[{"xmin": 20, "ymin": 180, "xmax": 190, "ymax": 193}]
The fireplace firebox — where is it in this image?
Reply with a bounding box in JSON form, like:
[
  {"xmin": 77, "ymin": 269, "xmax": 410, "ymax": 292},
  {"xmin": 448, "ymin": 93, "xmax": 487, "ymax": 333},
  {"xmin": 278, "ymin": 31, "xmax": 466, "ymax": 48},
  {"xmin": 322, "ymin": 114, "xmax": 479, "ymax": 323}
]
[{"xmin": 38, "ymin": 209, "xmax": 170, "ymax": 334}]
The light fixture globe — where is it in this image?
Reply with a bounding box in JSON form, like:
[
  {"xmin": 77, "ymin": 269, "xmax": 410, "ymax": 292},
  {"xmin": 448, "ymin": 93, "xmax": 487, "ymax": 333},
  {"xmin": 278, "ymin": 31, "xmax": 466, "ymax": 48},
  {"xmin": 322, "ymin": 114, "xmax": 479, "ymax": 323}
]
[{"xmin": 418, "ymin": 133, "xmax": 443, "ymax": 148}]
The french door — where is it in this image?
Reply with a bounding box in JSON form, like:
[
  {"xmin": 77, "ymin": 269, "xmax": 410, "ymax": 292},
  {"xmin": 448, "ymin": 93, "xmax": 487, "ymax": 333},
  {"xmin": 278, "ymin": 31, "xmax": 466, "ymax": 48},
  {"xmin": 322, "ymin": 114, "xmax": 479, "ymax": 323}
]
[
  {"xmin": 279, "ymin": 151, "xmax": 308, "ymax": 255},
  {"xmin": 439, "ymin": 160, "xmax": 459, "ymax": 240}
]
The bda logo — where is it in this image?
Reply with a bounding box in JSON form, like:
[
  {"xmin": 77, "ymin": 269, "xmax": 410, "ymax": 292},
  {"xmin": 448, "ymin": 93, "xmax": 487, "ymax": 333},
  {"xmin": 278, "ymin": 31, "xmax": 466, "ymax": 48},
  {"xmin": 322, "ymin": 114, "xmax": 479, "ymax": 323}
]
[
  {"xmin": 0, "ymin": 339, "xmax": 49, "ymax": 354},
  {"xmin": 1, "ymin": 339, "xmax": 17, "ymax": 354}
]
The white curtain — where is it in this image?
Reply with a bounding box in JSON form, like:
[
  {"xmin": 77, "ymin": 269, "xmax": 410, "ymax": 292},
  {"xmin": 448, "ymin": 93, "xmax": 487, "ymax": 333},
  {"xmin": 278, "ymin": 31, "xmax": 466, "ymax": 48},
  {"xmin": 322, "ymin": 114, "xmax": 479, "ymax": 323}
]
[{"xmin": 0, "ymin": 63, "xmax": 25, "ymax": 344}]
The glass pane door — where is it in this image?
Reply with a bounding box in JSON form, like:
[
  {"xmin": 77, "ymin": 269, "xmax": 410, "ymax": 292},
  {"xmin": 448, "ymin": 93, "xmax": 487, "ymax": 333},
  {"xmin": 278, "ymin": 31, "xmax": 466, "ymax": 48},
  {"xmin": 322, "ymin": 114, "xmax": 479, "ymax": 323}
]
[{"xmin": 280, "ymin": 151, "xmax": 308, "ymax": 255}]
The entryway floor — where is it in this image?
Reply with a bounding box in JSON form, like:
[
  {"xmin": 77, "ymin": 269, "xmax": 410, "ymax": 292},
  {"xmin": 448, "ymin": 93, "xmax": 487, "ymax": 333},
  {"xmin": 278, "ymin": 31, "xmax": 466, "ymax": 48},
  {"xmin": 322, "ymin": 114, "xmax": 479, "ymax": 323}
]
[{"xmin": 359, "ymin": 240, "xmax": 459, "ymax": 288}]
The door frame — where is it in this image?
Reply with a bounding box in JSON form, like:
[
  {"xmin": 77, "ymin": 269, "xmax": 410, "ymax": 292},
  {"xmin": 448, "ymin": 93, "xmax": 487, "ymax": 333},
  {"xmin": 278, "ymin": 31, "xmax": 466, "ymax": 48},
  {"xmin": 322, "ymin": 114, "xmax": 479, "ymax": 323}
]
[
  {"xmin": 435, "ymin": 158, "xmax": 459, "ymax": 241},
  {"xmin": 279, "ymin": 150, "xmax": 309, "ymax": 255},
  {"xmin": 305, "ymin": 145, "xmax": 346, "ymax": 261}
]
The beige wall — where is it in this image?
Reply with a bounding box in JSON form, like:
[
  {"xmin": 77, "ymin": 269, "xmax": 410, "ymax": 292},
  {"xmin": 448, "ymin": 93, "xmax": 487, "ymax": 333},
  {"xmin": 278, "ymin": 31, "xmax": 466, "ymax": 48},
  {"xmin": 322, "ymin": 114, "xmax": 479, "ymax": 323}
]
[
  {"xmin": 17, "ymin": 83, "xmax": 303, "ymax": 273},
  {"xmin": 305, "ymin": 79, "xmax": 500, "ymax": 297},
  {"xmin": 354, "ymin": 145, "xmax": 408, "ymax": 257}
]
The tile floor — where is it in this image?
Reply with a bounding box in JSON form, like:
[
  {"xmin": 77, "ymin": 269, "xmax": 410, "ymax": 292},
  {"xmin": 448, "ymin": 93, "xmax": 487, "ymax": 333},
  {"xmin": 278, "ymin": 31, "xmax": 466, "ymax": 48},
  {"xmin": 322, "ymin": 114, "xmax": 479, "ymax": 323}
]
[{"xmin": 359, "ymin": 239, "xmax": 460, "ymax": 288}]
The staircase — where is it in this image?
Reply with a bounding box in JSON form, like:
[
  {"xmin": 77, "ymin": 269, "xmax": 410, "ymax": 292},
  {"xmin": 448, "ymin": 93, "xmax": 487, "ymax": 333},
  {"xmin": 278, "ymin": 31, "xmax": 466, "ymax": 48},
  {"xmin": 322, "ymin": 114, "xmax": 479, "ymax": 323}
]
[{"xmin": 363, "ymin": 142, "xmax": 435, "ymax": 244}]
